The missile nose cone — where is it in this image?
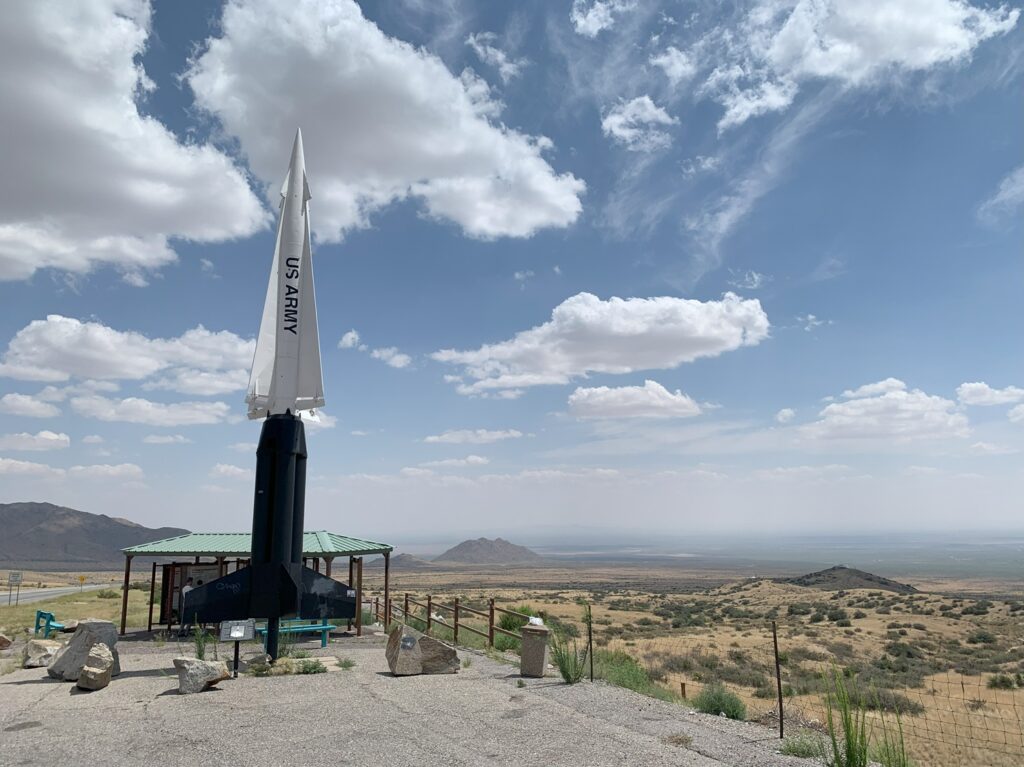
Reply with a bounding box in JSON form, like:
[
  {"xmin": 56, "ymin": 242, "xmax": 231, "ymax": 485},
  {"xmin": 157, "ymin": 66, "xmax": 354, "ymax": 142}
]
[{"xmin": 290, "ymin": 128, "xmax": 305, "ymax": 172}]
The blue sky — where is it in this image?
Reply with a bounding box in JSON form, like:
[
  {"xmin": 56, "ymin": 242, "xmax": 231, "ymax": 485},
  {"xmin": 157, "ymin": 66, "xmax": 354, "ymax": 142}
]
[{"xmin": 0, "ymin": 0, "xmax": 1022, "ymax": 542}]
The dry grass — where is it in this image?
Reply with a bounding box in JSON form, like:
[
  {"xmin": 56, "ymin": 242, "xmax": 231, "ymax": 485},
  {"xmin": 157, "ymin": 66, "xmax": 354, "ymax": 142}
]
[{"xmin": 377, "ymin": 564, "xmax": 1024, "ymax": 767}]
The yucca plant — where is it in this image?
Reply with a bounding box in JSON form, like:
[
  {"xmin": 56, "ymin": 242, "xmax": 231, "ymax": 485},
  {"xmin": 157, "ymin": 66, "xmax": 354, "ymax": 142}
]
[
  {"xmin": 821, "ymin": 667, "xmax": 871, "ymax": 767},
  {"xmin": 550, "ymin": 632, "xmax": 588, "ymax": 684}
]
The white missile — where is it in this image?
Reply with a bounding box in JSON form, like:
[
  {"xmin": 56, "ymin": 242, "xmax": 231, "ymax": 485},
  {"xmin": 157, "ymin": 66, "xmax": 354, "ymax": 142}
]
[{"xmin": 246, "ymin": 129, "xmax": 325, "ymax": 419}]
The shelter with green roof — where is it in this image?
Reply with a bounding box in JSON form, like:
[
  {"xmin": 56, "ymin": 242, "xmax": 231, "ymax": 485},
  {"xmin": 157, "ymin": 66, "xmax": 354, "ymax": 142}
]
[{"xmin": 118, "ymin": 531, "xmax": 393, "ymax": 636}]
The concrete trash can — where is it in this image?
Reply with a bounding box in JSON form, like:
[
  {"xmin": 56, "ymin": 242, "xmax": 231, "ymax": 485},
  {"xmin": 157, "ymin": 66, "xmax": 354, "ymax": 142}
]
[{"xmin": 519, "ymin": 624, "xmax": 549, "ymax": 677}]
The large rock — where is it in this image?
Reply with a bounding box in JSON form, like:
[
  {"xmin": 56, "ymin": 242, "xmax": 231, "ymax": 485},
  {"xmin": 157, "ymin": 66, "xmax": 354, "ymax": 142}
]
[
  {"xmin": 0, "ymin": 633, "xmax": 12, "ymax": 650},
  {"xmin": 76, "ymin": 643, "xmax": 113, "ymax": 691},
  {"xmin": 23, "ymin": 639, "xmax": 62, "ymax": 668},
  {"xmin": 173, "ymin": 658, "xmax": 230, "ymax": 694},
  {"xmin": 385, "ymin": 623, "xmax": 459, "ymax": 676},
  {"xmin": 47, "ymin": 620, "xmax": 120, "ymax": 681},
  {"xmin": 61, "ymin": 620, "xmax": 79, "ymax": 633}
]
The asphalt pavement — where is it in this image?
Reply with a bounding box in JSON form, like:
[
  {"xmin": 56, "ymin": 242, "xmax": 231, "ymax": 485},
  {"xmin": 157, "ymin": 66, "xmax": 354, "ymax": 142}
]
[
  {"xmin": 0, "ymin": 638, "xmax": 810, "ymax": 767},
  {"xmin": 4, "ymin": 583, "xmax": 106, "ymax": 606}
]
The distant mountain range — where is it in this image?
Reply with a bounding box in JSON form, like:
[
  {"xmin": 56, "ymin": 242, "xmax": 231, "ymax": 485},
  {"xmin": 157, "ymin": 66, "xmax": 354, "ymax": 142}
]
[
  {"xmin": 780, "ymin": 565, "xmax": 918, "ymax": 594},
  {"xmin": 434, "ymin": 537, "xmax": 540, "ymax": 565},
  {"xmin": 0, "ymin": 501, "xmax": 188, "ymax": 570}
]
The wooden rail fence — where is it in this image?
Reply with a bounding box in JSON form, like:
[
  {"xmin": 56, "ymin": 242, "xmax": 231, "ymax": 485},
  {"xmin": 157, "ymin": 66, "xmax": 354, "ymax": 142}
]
[{"xmin": 367, "ymin": 593, "xmax": 532, "ymax": 649}]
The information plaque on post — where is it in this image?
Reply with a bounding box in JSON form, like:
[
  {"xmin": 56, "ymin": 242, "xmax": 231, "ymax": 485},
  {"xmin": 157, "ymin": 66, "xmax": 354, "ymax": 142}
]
[{"xmin": 219, "ymin": 619, "xmax": 256, "ymax": 677}]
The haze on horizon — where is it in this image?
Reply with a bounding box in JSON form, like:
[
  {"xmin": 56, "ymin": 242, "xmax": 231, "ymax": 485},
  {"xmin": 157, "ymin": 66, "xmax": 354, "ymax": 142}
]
[{"xmin": 0, "ymin": 1, "xmax": 1022, "ymax": 541}]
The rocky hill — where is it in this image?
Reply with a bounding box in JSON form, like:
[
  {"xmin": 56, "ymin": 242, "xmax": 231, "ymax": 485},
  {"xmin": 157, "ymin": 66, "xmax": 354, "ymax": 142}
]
[
  {"xmin": 366, "ymin": 553, "xmax": 435, "ymax": 570},
  {"xmin": 0, "ymin": 501, "xmax": 188, "ymax": 569},
  {"xmin": 780, "ymin": 565, "xmax": 917, "ymax": 594},
  {"xmin": 434, "ymin": 537, "xmax": 540, "ymax": 565}
]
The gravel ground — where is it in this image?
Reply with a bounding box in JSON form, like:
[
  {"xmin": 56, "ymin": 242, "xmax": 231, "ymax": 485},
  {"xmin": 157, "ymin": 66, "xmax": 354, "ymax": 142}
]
[{"xmin": 1, "ymin": 634, "xmax": 814, "ymax": 767}]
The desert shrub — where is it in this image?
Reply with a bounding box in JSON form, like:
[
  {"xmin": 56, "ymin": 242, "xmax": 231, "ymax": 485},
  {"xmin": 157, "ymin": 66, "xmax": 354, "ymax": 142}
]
[
  {"xmin": 809, "ymin": 612, "xmax": 826, "ymax": 623},
  {"xmin": 827, "ymin": 608, "xmax": 849, "ymax": 622},
  {"xmin": 781, "ymin": 732, "xmax": 822, "ymax": 758},
  {"xmin": 660, "ymin": 654, "xmax": 694, "ymax": 674},
  {"xmin": 788, "ymin": 603, "xmax": 813, "ymax": 616},
  {"xmin": 96, "ymin": 589, "xmax": 120, "ymax": 599},
  {"xmin": 498, "ymin": 604, "xmax": 536, "ymax": 633},
  {"xmin": 693, "ymin": 682, "xmax": 745, "ymax": 720},
  {"xmin": 296, "ymin": 658, "xmax": 327, "ymax": 674},
  {"xmin": 849, "ymin": 688, "xmax": 924, "ymax": 716},
  {"xmin": 594, "ymin": 650, "xmax": 675, "ymax": 702},
  {"xmin": 988, "ymin": 673, "xmax": 1016, "ymax": 690},
  {"xmin": 789, "ymin": 646, "xmax": 829, "ymax": 663},
  {"xmin": 961, "ymin": 600, "xmax": 993, "ymax": 616},
  {"xmin": 967, "ymin": 630, "xmax": 996, "ymax": 645},
  {"xmin": 337, "ymin": 657, "xmax": 355, "ymax": 670}
]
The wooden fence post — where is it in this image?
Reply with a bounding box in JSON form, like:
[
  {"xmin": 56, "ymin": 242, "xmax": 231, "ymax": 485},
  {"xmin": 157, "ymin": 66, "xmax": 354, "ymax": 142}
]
[
  {"xmin": 453, "ymin": 597, "xmax": 460, "ymax": 644},
  {"xmin": 426, "ymin": 595, "xmax": 432, "ymax": 633},
  {"xmin": 488, "ymin": 598, "xmax": 495, "ymax": 648}
]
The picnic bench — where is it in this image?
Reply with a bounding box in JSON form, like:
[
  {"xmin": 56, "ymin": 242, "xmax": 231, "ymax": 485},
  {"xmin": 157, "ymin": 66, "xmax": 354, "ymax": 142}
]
[
  {"xmin": 34, "ymin": 610, "xmax": 65, "ymax": 638},
  {"xmin": 256, "ymin": 619, "xmax": 337, "ymax": 649}
]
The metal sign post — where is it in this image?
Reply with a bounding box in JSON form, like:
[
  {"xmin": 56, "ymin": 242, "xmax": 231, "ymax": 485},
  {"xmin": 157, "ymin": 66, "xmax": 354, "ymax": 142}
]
[
  {"xmin": 219, "ymin": 619, "xmax": 256, "ymax": 678},
  {"xmin": 8, "ymin": 571, "xmax": 22, "ymax": 606}
]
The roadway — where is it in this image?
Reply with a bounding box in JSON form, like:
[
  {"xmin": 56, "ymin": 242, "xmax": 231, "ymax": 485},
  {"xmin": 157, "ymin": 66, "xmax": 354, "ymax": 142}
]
[{"xmin": 3, "ymin": 583, "xmax": 107, "ymax": 606}]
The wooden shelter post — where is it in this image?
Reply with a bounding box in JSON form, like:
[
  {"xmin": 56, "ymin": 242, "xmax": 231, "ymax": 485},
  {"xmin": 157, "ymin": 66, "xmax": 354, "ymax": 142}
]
[
  {"xmin": 147, "ymin": 561, "xmax": 157, "ymax": 632},
  {"xmin": 355, "ymin": 557, "xmax": 364, "ymax": 637},
  {"xmin": 383, "ymin": 551, "xmax": 391, "ymax": 630},
  {"xmin": 119, "ymin": 555, "xmax": 133, "ymax": 635},
  {"xmin": 325, "ymin": 557, "xmax": 333, "ymax": 577}
]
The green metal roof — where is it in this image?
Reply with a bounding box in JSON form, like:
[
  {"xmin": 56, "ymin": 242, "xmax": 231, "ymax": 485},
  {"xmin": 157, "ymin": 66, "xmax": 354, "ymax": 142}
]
[{"xmin": 122, "ymin": 531, "xmax": 392, "ymax": 558}]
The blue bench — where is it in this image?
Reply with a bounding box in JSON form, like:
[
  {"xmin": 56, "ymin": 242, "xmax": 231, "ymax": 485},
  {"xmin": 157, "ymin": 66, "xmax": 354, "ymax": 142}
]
[
  {"xmin": 256, "ymin": 620, "xmax": 337, "ymax": 649},
  {"xmin": 34, "ymin": 610, "xmax": 65, "ymax": 638}
]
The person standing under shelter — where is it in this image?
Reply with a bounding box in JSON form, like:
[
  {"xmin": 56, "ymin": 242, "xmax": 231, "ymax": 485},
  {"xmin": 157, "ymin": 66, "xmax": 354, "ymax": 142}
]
[{"xmin": 178, "ymin": 577, "xmax": 195, "ymax": 636}]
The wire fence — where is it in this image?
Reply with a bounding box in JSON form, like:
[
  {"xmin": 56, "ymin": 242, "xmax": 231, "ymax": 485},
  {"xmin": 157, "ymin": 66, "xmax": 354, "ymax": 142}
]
[
  {"xmin": 596, "ymin": 608, "xmax": 1023, "ymax": 767},
  {"xmin": 371, "ymin": 592, "xmax": 1024, "ymax": 767}
]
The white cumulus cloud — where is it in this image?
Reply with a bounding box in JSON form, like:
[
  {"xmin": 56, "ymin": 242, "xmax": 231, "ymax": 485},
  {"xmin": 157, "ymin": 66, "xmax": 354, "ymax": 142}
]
[
  {"xmin": 956, "ymin": 381, "xmax": 1024, "ymax": 406},
  {"xmin": 569, "ymin": 380, "xmax": 701, "ymax": 419},
  {"xmin": 370, "ymin": 347, "xmax": 412, "ymax": 369},
  {"xmin": 571, "ymin": 0, "xmax": 635, "ymax": 38},
  {"xmin": 601, "ymin": 96, "xmax": 678, "ymax": 152},
  {"xmin": 0, "ymin": 430, "xmax": 70, "ymax": 451},
  {"xmin": 187, "ymin": 0, "xmax": 584, "ymax": 241},
  {"xmin": 143, "ymin": 434, "xmax": 192, "ymax": 445},
  {"xmin": 775, "ymin": 408, "xmax": 795, "ymax": 424},
  {"xmin": 421, "ymin": 455, "xmax": 490, "ymax": 468},
  {"xmin": 701, "ymin": 0, "xmax": 1019, "ymax": 130},
  {"xmin": 0, "ymin": 315, "xmax": 253, "ymax": 386},
  {"xmin": 651, "ymin": 46, "xmax": 696, "ymax": 87},
  {"xmin": 433, "ymin": 292, "xmax": 769, "ymax": 397},
  {"xmin": 803, "ymin": 378, "xmax": 968, "ymax": 441},
  {"xmin": 424, "ymin": 429, "xmax": 523, "ymax": 445},
  {"xmin": 0, "ymin": 1, "xmax": 266, "ymax": 283},
  {"xmin": 210, "ymin": 463, "xmax": 251, "ymax": 479},
  {"xmin": 71, "ymin": 395, "xmax": 231, "ymax": 426},
  {"xmin": 0, "ymin": 393, "xmax": 60, "ymax": 418}
]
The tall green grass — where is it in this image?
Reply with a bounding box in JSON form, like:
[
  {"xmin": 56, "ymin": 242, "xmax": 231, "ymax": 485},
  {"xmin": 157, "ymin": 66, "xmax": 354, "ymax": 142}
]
[
  {"xmin": 593, "ymin": 649, "xmax": 677, "ymax": 702},
  {"xmin": 822, "ymin": 669, "xmax": 871, "ymax": 767},
  {"xmin": 550, "ymin": 632, "xmax": 588, "ymax": 684},
  {"xmin": 820, "ymin": 668, "xmax": 913, "ymax": 767}
]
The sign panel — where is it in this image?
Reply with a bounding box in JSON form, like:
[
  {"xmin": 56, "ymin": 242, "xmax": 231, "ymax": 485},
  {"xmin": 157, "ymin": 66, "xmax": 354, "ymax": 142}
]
[
  {"xmin": 219, "ymin": 618, "xmax": 256, "ymax": 642},
  {"xmin": 8, "ymin": 571, "xmax": 22, "ymax": 585}
]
